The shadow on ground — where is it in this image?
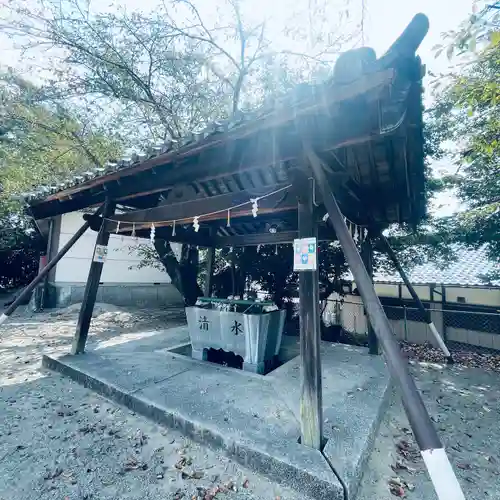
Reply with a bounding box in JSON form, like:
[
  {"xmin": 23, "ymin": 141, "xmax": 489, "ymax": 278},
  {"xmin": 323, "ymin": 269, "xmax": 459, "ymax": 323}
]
[
  {"xmin": 2, "ymin": 303, "xmax": 500, "ymax": 499},
  {"xmin": 0, "ymin": 303, "xmax": 303, "ymax": 500}
]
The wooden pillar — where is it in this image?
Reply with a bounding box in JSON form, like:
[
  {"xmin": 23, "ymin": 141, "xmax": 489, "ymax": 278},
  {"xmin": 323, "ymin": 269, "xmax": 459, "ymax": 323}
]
[
  {"xmin": 361, "ymin": 237, "xmax": 379, "ymax": 355},
  {"xmin": 204, "ymin": 246, "xmax": 215, "ymax": 297},
  {"xmin": 71, "ymin": 200, "xmax": 116, "ymax": 354},
  {"xmin": 298, "ymin": 184, "xmax": 323, "ymax": 450}
]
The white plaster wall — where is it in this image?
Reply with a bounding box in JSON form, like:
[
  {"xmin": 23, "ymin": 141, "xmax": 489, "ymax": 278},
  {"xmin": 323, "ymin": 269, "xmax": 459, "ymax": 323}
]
[
  {"xmin": 374, "ymin": 283, "xmax": 399, "ymax": 298},
  {"xmin": 54, "ymin": 212, "xmax": 172, "ymax": 284},
  {"xmin": 444, "ymin": 286, "xmax": 500, "ymax": 308},
  {"xmin": 340, "ymin": 295, "xmax": 368, "ymax": 335},
  {"xmin": 401, "ymin": 284, "xmax": 431, "ymax": 301}
]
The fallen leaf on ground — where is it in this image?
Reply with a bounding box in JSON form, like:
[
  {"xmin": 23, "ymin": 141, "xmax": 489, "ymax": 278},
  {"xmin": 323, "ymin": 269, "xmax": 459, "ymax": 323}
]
[
  {"xmin": 133, "ymin": 429, "xmax": 148, "ymax": 447},
  {"xmin": 43, "ymin": 467, "xmax": 63, "ymax": 480},
  {"xmin": 390, "ymin": 485, "xmax": 405, "ymax": 497},
  {"xmin": 181, "ymin": 469, "xmax": 204, "ymax": 480},
  {"xmin": 78, "ymin": 424, "xmax": 96, "ymax": 434},
  {"xmin": 123, "ymin": 456, "xmax": 147, "ymax": 472},
  {"xmin": 396, "ymin": 440, "xmax": 420, "ymax": 462},
  {"xmin": 389, "ymin": 478, "xmax": 405, "ymax": 497},
  {"xmin": 400, "ymin": 341, "xmax": 500, "ymax": 372},
  {"xmin": 203, "ymin": 486, "xmax": 220, "ymax": 500},
  {"xmin": 173, "ymin": 489, "xmax": 185, "ymax": 500},
  {"xmin": 391, "ymin": 459, "xmax": 415, "ymax": 474}
]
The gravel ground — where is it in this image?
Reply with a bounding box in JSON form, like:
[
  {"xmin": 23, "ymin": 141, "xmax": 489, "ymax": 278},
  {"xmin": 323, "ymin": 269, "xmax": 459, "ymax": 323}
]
[
  {"xmin": 401, "ymin": 340, "xmax": 500, "ymax": 371},
  {"xmin": 1, "ymin": 303, "xmax": 500, "ymax": 500},
  {"xmin": 0, "ymin": 304, "xmax": 302, "ymax": 500},
  {"xmin": 357, "ymin": 360, "xmax": 500, "ymax": 499}
]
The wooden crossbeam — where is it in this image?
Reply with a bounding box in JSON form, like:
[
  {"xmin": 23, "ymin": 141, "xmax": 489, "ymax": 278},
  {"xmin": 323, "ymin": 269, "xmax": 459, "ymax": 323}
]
[
  {"xmin": 103, "ymin": 184, "xmax": 294, "ymax": 233},
  {"xmin": 213, "ymin": 227, "xmax": 335, "ymax": 247},
  {"xmin": 215, "ymin": 231, "xmax": 298, "ymax": 247},
  {"xmin": 112, "ymin": 223, "xmax": 337, "ymax": 248},
  {"xmin": 111, "ymin": 225, "xmax": 214, "ymax": 247}
]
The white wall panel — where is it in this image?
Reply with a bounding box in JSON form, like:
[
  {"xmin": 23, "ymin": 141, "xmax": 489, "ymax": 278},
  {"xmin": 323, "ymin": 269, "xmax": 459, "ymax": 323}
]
[
  {"xmin": 57, "ymin": 231, "xmax": 150, "ymax": 261},
  {"xmin": 54, "ymin": 212, "xmax": 171, "ymax": 284},
  {"xmin": 374, "ymin": 283, "xmax": 399, "ymax": 298},
  {"xmin": 445, "ymin": 286, "xmax": 500, "ymax": 307}
]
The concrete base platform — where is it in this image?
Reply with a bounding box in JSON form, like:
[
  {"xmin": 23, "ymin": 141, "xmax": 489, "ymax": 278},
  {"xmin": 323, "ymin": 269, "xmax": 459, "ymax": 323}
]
[{"xmin": 43, "ymin": 327, "xmax": 391, "ymax": 500}]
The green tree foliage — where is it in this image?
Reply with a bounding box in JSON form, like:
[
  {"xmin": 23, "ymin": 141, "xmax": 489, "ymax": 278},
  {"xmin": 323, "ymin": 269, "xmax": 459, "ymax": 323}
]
[
  {"xmin": 0, "ymin": 0, "xmax": 457, "ymax": 303},
  {"xmin": 0, "ymin": 72, "xmax": 121, "ymax": 202},
  {"xmin": 0, "ymin": 71, "xmax": 121, "ymax": 287},
  {"xmin": 429, "ymin": 3, "xmax": 499, "ymax": 277},
  {"xmin": 1, "ymin": 0, "xmax": 360, "ymax": 302}
]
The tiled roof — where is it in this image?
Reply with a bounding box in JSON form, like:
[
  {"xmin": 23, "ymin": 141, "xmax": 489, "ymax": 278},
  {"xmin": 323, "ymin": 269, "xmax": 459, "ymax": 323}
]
[
  {"xmin": 20, "ymin": 13, "xmax": 431, "ymax": 228},
  {"xmin": 375, "ymin": 245, "xmax": 499, "ymax": 287},
  {"xmin": 19, "ymin": 125, "xmax": 234, "ymax": 203},
  {"xmin": 19, "ymin": 14, "xmax": 427, "ymax": 207},
  {"xmin": 19, "ymin": 79, "xmax": 364, "ymax": 205}
]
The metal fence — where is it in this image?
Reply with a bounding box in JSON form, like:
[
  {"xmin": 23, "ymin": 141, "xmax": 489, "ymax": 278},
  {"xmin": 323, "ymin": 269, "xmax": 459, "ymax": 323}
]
[
  {"xmin": 443, "ymin": 308, "xmax": 500, "ymax": 334},
  {"xmin": 323, "ymin": 299, "xmax": 500, "ymax": 350}
]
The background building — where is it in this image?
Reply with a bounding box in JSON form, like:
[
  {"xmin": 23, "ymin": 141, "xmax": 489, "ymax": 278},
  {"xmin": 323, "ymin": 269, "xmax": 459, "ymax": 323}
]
[{"xmin": 326, "ymin": 245, "xmax": 500, "ymax": 350}]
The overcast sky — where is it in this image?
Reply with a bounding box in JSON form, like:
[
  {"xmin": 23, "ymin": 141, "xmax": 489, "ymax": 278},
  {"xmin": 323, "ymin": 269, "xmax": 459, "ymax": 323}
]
[{"xmin": 0, "ymin": 0, "xmax": 477, "ymax": 215}]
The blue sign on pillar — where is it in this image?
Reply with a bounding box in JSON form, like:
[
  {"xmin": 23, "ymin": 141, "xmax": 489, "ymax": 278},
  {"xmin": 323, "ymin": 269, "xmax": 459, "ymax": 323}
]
[{"xmin": 293, "ymin": 237, "xmax": 317, "ymax": 271}]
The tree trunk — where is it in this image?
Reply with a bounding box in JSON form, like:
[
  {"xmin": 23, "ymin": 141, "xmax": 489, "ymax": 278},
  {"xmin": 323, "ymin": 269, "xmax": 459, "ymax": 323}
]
[{"xmin": 154, "ymin": 239, "xmax": 202, "ymax": 306}]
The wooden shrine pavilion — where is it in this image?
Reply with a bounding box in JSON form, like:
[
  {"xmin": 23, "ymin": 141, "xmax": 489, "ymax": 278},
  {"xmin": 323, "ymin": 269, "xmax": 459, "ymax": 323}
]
[{"xmin": 10, "ymin": 15, "xmax": 465, "ymax": 488}]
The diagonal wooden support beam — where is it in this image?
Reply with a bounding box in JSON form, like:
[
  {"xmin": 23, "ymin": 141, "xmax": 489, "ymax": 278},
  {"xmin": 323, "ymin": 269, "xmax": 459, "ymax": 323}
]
[
  {"xmin": 306, "ymin": 145, "xmax": 465, "ymax": 500},
  {"xmin": 0, "ymin": 205, "xmax": 105, "ymax": 328},
  {"xmin": 72, "ymin": 199, "xmax": 117, "ymax": 355},
  {"xmin": 378, "ymin": 233, "xmax": 453, "ymax": 364}
]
